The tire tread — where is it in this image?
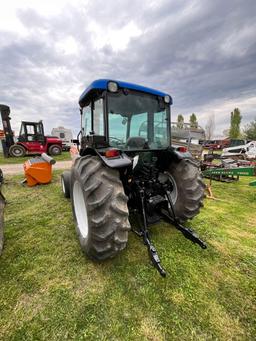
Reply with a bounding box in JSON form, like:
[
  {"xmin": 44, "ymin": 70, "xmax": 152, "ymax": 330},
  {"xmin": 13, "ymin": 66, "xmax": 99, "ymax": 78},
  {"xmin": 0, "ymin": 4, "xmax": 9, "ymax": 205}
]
[{"xmin": 71, "ymin": 156, "xmax": 130, "ymax": 261}]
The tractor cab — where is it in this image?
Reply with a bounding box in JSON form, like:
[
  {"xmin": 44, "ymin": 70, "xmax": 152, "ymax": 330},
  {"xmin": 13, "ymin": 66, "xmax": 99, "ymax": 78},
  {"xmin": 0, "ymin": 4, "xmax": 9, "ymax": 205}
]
[
  {"xmin": 78, "ymin": 79, "xmax": 172, "ymax": 153},
  {"xmin": 18, "ymin": 121, "xmax": 45, "ymax": 144}
]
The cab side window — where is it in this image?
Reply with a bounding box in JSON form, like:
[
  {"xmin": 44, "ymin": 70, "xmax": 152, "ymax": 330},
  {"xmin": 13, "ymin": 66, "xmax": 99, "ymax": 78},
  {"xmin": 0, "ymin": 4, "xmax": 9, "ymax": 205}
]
[
  {"xmin": 26, "ymin": 125, "xmax": 36, "ymax": 141},
  {"xmin": 93, "ymin": 98, "xmax": 104, "ymax": 135},
  {"xmin": 82, "ymin": 104, "xmax": 91, "ymax": 136}
]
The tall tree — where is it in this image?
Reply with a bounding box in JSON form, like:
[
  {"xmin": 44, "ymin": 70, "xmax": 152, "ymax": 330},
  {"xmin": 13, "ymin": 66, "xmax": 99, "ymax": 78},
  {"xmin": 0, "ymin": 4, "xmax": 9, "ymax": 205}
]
[
  {"xmin": 229, "ymin": 108, "xmax": 242, "ymax": 138},
  {"xmin": 244, "ymin": 119, "xmax": 256, "ymax": 140},
  {"xmin": 222, "ymin": 129, "xmax": 230, "ymax": 137},
  {"xmin": 205, "ymin": 114, "xmax": 215, "ymax": 139},
  {"xmin": 177, "ymin": 114, "xmax": 184, "ymax": 129},
  {"xmin": 189, "ymin": 113, "xmax": 198, "ymax": 128}
]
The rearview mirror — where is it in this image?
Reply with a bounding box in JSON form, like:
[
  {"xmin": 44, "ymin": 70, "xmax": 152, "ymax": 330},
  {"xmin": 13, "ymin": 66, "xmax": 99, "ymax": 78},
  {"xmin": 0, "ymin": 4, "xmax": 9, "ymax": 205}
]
[{"xmin": 72, "ymin": 139, "xmax": 80, "ymax": 145}]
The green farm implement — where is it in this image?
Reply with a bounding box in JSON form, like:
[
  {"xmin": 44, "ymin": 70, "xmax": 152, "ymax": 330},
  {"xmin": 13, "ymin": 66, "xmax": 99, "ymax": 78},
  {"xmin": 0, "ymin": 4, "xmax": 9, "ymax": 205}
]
[
  {"xmin": 203, "ymin": 165, "xmax": 256, "ymax": 180},
  {"xmin": 202, "ymin": 160, "xmax": 256, "ymax": 186}
]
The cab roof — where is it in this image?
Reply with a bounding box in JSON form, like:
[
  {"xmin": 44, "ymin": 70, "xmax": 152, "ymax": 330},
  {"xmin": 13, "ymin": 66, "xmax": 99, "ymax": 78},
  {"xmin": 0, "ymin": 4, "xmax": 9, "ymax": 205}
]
[{"xmin": 79, "ymin": 79, "xmax": 172, "ymax": 107}]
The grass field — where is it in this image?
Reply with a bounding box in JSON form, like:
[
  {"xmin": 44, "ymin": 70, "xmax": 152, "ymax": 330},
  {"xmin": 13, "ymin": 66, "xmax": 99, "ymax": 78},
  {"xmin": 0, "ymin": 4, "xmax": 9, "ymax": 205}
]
[
  {"xmin": 0, "ymin": 152, "xmax": 71, "ymax": 165},
  {"xmin": 0, "ymin": 172, "xmax": 255, "ymax": 340}
]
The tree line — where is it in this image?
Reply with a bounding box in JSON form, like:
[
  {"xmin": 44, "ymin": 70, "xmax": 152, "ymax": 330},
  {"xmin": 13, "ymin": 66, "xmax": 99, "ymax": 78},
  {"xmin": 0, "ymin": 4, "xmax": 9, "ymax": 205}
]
[
  {"xmin": 177, "ymin": 113, "xmax": 198, "ymax": 129},
  {"xmin": 176, "ymin": 109, "xmax": 256, "ymax": 140}
]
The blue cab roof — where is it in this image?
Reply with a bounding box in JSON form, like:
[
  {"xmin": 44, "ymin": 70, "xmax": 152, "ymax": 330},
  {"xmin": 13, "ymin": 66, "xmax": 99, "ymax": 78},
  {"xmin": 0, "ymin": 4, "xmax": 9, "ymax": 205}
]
[{"xmin": 79, "ymin": 79, "xmax": 172, "ymax": 106}]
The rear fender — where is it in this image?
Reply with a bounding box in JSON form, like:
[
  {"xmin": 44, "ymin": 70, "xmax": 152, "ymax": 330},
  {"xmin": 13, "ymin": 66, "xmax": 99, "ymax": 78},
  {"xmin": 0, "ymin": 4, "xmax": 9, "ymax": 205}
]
[
  {"xmin": 80, "ymin": 147, "xmax": 132, "ymax": 169},
  {"xmin": 46, "ymin": 142, "xmax": 62, "ymax": 148},
  {"xmin": 165, "ymin": 147, "xmax": 192, "ymax": 161},
  {"xmin": 16, "ymin": 142, "xmax": 28, "ymax": 151},
  {"xmin": 157, "ymin": 148, "xmax": 195, "ymax": 170},
  {"xmin": 172, "ymin": 150, "xmax": 192, "ymax": 160},
  {"xmin": 97, "ymin": 151, "xmax": 132, "ymax": 169}
]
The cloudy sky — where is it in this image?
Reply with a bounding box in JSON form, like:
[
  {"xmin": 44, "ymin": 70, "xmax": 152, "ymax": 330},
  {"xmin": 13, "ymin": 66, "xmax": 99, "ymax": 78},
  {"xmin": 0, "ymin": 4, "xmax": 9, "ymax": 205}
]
[{"xmin": 0, "ymin": 0, "xmax": 255, "ymax": 137}]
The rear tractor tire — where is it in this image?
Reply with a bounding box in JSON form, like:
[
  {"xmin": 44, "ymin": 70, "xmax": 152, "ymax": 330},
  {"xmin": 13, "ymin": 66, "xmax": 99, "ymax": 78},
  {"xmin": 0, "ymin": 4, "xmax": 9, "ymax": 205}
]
[
  {"xmin": 9, "ymin": 144, "xmax": 26, "ymax": 157},
  {"xmin": 164, "ymin": 158, "xmax": 205, "ymax": 223},
  {"xmin": 0, "ymin": 199, "xmax": 4, "ymax": 255},
  {"xmin": 61, "ymin": 170, "xmax": 71, "ymax": 198},
  {"xmin": 0, "ymin": 186, "xmax": 5, "ymax": 256},
  {"xmin": 71, "ymin": 156, "xmax": 130, "ymax": 261},
  {"xmin": 48, "ymin": 144, "xmax": 62, "ymax": 156},
  {"xmin": 0, "ymin": 201, "xmax": 4, "ymax": 255}
]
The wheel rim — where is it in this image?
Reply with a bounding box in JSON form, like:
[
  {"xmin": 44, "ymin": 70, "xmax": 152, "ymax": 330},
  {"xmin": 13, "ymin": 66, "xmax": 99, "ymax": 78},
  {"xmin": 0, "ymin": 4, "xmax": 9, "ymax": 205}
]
[
  {"xmin": 158, "ymin": 172, "xmax": 178, "ymax": 204},
  {"xmin": 167, "ymin": 174, "xmax": 178, "ymax": 204},
  {"xmin": 52, "ymin": 147, "xmax": 60, "ymax": 155},
  {"xmin": 61, "ymin": 177, "xmax": 66, "ymax": 194},
  {"xmin": 13, "ymin": 148, "xmax": 22, "ymax": 156},
  {"xmin": 73, "ymin": 181, "xmax": 89, "ymax": 238}
]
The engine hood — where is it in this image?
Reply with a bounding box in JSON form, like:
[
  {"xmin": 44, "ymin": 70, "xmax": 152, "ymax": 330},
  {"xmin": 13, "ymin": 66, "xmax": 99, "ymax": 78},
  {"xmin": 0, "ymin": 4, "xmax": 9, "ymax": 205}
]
[{"xmin": 46, "ymin": 136, "xmax": 62, "ymax": 143}]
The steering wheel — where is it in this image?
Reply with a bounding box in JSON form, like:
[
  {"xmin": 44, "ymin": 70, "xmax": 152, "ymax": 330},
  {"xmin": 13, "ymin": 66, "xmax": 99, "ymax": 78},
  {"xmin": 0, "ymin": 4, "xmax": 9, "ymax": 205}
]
[{"xmin": 109, "ymin": 136, "xmax": 124, "ymax": 147}]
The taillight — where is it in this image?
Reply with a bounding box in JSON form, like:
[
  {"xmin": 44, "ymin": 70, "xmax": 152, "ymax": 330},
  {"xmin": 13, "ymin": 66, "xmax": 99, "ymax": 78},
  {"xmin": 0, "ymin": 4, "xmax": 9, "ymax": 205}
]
[
  {"xmin": 177, "ymin": 146, "xmax": 187, "ymax": 153},
  {"xmin": 105, "ymin": 149, "xmax": 120, "ymax": 158}
]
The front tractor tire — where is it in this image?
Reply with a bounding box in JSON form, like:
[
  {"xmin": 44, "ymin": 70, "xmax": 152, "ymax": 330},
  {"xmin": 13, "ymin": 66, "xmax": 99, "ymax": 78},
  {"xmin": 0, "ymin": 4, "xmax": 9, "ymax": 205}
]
[
  {"xmin": 9, "ymin": 144, "xmax": 26, "ymax": 157},
  {"xmin": 71, "ymin": 156, "xmax": 130, "ymax": 261},
  {"xmin": 166, "ymin": 158, "xmax": 205, "ymax": 223},
  {"xmin": 61, "ymin": 170, "xmax": 71, "ymax": 198},
  {"xmin": 48, "ymin": 144, "xmax": 62, "ymax": 156}
]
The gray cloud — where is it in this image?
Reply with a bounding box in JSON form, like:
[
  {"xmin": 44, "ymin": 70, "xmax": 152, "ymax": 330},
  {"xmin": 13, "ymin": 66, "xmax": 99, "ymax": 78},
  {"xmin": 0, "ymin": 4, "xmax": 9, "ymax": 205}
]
[{"xmin": 0, "ymin": 0, "xmax": 255, "ymax": 137}]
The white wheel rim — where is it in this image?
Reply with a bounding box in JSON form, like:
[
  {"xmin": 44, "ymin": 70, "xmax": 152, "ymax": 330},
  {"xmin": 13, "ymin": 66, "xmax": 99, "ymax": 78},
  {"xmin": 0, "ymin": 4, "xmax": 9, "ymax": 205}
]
[
  {"xmin": 73, "ymin": 181, "xmax": 89, "ymax": 238},
  {"xmin": 52, "ymin": 147, "xmax": 60, "ymax": 154},
  {"xmin": 167, "ymin": 174, "xmax": 178, "ymax": 204},
  {"xmin": 61, "ymin": 177, "xmax": 66, "ymax": 194},
  {"xmin": 14, "ymin": 148, "xmax": 22, "ymax": 156}
]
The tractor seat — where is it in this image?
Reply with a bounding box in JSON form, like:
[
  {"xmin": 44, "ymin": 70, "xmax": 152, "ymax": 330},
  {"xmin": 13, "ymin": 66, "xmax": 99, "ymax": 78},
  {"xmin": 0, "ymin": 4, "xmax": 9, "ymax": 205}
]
[{"xmin": 125, "ymin": 137, "xmax": 148, "ymax": 149}]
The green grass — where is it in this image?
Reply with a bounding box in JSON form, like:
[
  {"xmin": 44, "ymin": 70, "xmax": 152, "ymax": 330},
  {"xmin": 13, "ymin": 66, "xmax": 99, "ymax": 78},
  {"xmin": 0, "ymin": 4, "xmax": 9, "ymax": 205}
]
[
  {"xmin": 0, "ymin": 152, "xmax": 71, "ymax": 165},
  {"xmin": 0, "ymin": 173, "xmax": 255, "ymax": 340}
]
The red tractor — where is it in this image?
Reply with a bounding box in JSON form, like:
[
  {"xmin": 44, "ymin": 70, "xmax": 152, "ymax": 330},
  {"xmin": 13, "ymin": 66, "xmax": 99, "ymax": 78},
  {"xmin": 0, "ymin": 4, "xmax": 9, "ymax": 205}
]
[{"xmin": 0, "ymin": 104, "xmax": 62, "ymax": 157}]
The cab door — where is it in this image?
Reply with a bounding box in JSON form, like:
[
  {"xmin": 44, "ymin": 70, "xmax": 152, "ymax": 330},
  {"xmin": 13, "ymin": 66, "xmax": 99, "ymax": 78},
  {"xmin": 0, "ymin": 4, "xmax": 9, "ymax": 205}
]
[{"xmin": 23, "ymin": 123, "xmax": 43, "ymax": 153}]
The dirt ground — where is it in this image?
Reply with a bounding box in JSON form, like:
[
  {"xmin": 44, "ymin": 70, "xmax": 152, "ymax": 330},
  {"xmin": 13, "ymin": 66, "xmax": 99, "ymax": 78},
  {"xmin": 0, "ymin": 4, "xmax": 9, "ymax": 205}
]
[{"xmin": 0, "ymin": 160, "xmax": 72, "ymax": 175}]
